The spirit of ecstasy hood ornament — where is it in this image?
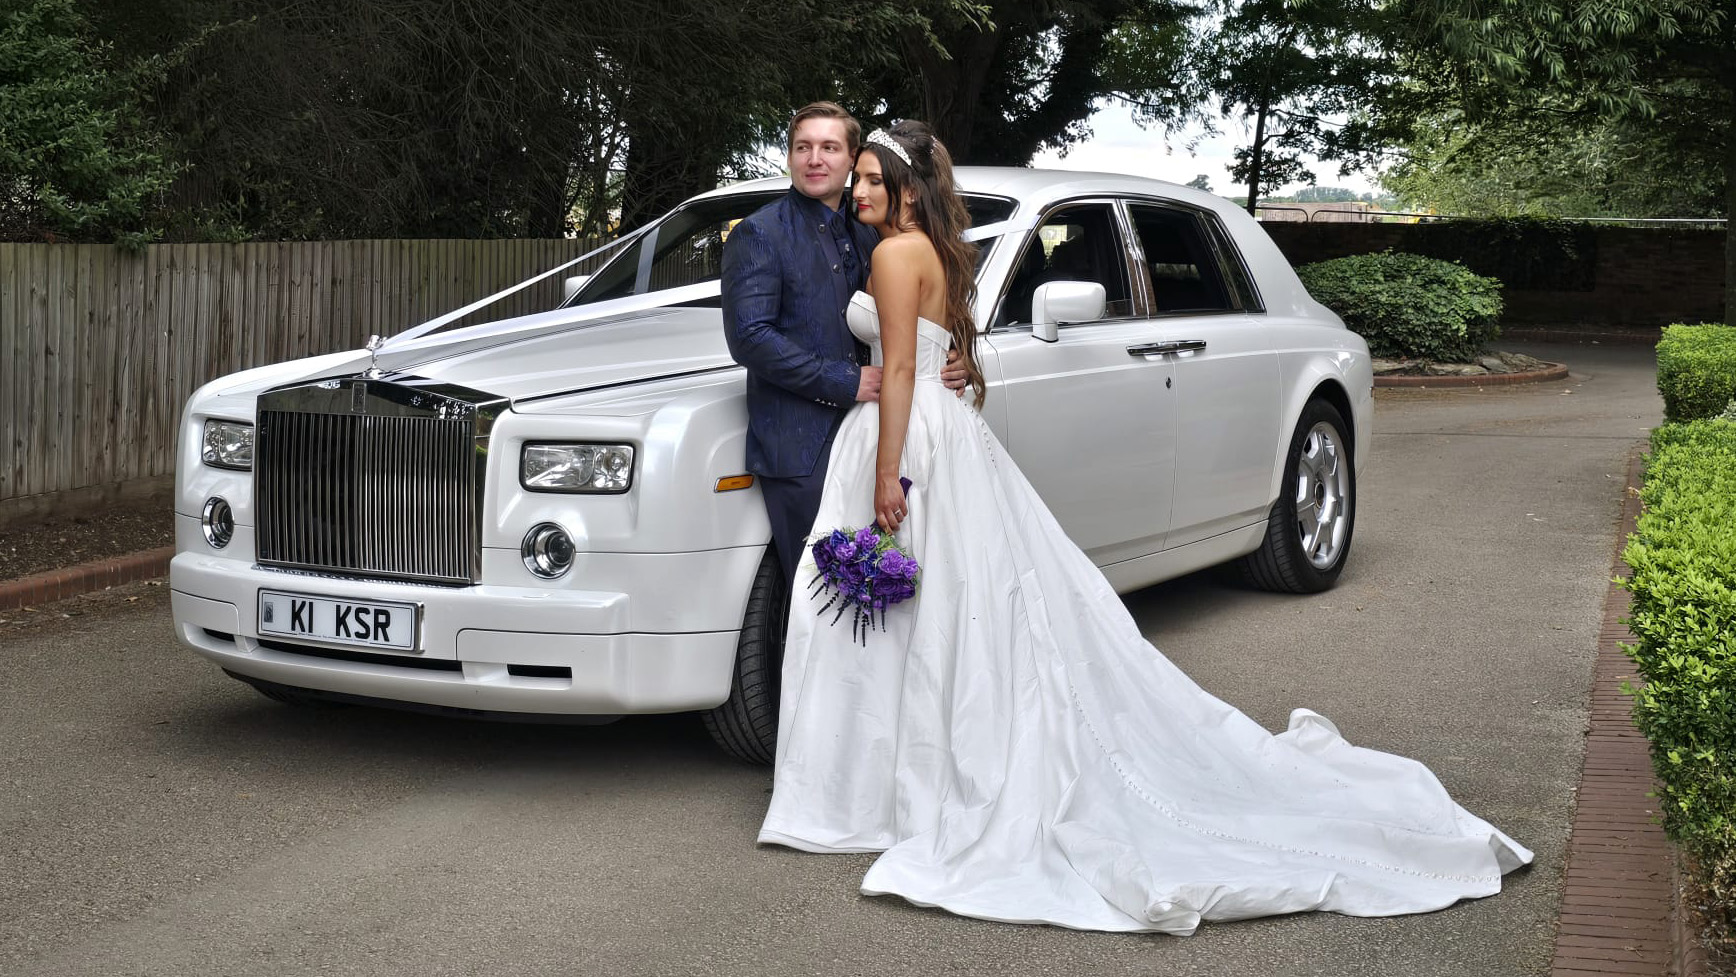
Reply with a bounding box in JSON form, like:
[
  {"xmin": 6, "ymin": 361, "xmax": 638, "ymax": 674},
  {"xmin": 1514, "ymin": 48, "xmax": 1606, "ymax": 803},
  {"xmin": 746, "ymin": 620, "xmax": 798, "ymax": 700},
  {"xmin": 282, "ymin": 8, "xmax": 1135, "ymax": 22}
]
[{"xmin": 364, "ymin": 334, "xmax": 385, "ymax": 378}]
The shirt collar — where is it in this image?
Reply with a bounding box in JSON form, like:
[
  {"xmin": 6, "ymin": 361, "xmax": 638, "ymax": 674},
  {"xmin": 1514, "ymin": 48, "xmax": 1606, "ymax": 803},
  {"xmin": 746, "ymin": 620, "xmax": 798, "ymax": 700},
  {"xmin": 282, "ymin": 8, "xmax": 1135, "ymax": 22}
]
[{"xmin": 788, "ymin": 187, "xmax": 851, "ymax": 227}]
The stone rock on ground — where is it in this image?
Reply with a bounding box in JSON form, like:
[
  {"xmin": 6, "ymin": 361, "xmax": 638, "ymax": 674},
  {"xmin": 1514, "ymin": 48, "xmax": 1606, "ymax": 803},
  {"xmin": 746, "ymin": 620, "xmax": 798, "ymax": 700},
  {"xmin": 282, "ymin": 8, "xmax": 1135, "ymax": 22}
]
[{"xmin": 1372, "ymin": 350, "xmax": 1551, "ymax": 377}]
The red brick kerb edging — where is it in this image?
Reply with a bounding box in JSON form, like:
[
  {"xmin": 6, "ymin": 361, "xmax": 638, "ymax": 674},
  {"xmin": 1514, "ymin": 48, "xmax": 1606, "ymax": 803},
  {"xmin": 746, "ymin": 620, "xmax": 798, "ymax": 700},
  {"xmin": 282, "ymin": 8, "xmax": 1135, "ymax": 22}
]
[
  {"xmin": 0, "ymin": 545, "xmax": 175, "ymax": 614},
  {"xmin": 1548, "ymin": 448, "xmax": 1706, "ymax": 977},
  {"xmin": 1375, "ymin": 361, "xmax": 1570, "ymax": 388}
]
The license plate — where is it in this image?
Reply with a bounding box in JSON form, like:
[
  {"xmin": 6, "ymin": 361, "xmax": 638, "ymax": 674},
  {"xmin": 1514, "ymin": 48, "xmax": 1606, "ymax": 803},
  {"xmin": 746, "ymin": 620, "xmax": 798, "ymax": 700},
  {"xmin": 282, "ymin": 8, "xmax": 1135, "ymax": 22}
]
[{"xmin": 257, "ymin": 591, "xmax": 419, "ymax": 652}]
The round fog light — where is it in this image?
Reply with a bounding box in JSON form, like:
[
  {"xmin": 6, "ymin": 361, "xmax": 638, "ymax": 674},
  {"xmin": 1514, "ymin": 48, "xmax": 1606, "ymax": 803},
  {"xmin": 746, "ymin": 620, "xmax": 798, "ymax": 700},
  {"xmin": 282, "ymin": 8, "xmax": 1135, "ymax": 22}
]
[
  {"xmin": 201, "ymin": 497, "xmax": 234, "ymax": 549},
  {"xmin": 521, "ymin": 523, "xmax": 575, "ymax": 578}
]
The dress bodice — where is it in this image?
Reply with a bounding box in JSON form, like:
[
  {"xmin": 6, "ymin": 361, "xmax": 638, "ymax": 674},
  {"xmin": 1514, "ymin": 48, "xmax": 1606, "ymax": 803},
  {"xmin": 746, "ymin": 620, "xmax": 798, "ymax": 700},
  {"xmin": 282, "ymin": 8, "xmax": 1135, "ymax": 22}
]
[{"xmin": 847, "ymin": 292, "xmax": 953, "ymax": 380}]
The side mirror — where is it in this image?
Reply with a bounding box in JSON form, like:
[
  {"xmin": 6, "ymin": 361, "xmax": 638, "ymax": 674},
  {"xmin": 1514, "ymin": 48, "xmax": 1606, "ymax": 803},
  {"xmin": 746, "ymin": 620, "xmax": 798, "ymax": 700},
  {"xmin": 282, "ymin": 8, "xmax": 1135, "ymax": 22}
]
[
  {"xmin": 562, "ymin": 274, "xmax": 593, "ymax": 304},
  {"xmin": 1029, "ymin": 281, "xmax": 1106, "ymax": 343}
]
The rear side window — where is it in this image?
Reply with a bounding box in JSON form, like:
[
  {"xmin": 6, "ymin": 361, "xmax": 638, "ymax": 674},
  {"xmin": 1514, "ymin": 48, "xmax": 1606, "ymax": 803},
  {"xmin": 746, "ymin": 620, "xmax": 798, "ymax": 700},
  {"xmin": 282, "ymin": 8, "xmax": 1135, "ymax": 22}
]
[{"xmin": 1126, "ymin": 204, "xmax": 1235, "ymax": 314}]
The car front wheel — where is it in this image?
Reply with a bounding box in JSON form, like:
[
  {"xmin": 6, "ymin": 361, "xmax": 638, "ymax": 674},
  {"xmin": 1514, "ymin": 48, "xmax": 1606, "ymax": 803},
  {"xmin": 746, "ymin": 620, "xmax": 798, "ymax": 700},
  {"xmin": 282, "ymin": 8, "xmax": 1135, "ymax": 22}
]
[
  {"xmin": 701, "ymin": 547, "xmax": 786, "ymax": 764},
  {"xmin": 1237, "ymin": 398, "xmax": 1356, "ymax": 593}
]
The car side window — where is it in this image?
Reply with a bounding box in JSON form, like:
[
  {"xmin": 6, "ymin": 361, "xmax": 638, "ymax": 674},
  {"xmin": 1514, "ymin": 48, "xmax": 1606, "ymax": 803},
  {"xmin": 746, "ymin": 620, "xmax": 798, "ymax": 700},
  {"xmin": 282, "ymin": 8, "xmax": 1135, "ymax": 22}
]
[
  {"xmin": 995, "ymin": 203, "xmax": 1132, "ymax": 328},
  {"xmin": 1126, "ymin": 204, "xmax": 1234, "ymax": 314},
  {"xmin": 647, "ymin": 219, "xmax": 728, "ymax": 292}
]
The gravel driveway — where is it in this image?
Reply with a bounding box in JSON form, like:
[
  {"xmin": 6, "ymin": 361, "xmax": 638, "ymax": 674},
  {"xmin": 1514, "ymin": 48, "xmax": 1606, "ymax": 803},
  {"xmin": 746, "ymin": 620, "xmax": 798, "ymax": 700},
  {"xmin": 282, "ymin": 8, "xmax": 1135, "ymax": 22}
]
[{"xmin": 0, "ymin": 341, "xmax": 1662, "ymax": 977}]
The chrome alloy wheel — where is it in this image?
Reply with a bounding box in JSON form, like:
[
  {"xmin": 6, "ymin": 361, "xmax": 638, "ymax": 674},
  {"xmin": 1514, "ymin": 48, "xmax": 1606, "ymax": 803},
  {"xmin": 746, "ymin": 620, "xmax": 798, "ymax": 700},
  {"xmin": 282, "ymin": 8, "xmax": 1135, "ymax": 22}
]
[{"xmin": 1293, "ymin": 421, "xmax": 1350, "ymax": 570}]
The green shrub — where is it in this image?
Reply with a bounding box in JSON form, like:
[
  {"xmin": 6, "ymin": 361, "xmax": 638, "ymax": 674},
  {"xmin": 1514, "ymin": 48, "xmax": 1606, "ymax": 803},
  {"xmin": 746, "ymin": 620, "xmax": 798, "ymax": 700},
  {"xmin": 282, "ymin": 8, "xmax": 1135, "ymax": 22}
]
[
  {"xmin": 1657, "ymin": 324, "xmax": 1736, "ymax": 422},
  {"xmin": 1622, "ymin": 419, "xmax": 1736, "ymax": 930},
  {"xmin": 1296, "ymin": 251, "xmax": 1504, "ymax": 362}
]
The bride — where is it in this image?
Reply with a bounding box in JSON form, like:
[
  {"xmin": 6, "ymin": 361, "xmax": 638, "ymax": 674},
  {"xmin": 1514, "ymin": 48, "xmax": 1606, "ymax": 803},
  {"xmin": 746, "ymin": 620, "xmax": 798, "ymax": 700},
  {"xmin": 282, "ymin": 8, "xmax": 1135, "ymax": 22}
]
[{"xmin": 757, "ymin": 120, "xmax": 1532, "ymax": 934}]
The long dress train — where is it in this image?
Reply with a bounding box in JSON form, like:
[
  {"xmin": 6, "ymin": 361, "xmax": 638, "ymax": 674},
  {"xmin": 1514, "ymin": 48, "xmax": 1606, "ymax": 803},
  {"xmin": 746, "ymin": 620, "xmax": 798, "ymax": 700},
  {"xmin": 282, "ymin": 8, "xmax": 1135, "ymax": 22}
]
[{"xmin": 757, "ymin": 291, "xmax": 1530, "ymax": 934}]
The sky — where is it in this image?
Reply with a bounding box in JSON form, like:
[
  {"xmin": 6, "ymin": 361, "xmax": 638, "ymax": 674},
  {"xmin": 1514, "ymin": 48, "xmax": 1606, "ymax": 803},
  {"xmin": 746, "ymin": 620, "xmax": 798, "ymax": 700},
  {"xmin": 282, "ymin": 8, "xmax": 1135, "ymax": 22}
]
[{"xmin": 1028, "ymin": 101, "xmax": 1383, "ymax": 198}]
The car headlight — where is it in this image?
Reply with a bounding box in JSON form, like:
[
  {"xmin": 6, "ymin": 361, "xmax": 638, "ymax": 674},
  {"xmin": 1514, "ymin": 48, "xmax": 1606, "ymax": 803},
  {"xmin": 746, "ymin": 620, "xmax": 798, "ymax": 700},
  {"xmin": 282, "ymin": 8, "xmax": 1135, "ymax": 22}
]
[
  {"xmin": 202, "ymin": 420, "xmax": 254, "ymax": 470},
  {"xmin": 521, "ymin": 443, "xmax": 635, "ymax": 493}
]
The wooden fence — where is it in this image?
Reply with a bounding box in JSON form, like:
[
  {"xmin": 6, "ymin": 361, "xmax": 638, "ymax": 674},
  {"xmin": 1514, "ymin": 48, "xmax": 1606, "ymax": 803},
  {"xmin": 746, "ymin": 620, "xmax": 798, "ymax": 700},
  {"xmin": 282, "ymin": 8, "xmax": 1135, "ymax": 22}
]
[{"xmin": 0, "ymin": 237, "xmax": 613, "ymax": 523}]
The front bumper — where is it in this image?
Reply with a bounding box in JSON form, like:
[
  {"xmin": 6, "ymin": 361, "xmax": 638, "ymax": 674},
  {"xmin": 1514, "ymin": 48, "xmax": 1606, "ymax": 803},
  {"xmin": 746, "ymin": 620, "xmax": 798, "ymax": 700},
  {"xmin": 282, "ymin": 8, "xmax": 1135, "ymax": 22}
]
[{"xmin": 169, "ymin": 542, "xmax": 759, "ymax": 715}]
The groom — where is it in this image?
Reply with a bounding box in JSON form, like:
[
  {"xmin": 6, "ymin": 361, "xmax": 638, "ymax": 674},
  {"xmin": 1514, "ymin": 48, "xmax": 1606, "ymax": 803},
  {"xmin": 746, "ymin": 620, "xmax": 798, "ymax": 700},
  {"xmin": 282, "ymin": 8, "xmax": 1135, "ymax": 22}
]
[{"xmin": 721, "ymin": 102, "xmax": 884, "ymax": 587}]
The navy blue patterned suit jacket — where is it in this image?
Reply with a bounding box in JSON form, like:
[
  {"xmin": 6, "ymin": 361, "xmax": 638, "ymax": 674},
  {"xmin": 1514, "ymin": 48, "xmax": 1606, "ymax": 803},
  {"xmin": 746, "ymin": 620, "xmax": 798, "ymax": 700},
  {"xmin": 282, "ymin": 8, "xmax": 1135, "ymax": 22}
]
[{"xmin": 722, "ymin": 188, "xmax": 879, "ymax": 478}]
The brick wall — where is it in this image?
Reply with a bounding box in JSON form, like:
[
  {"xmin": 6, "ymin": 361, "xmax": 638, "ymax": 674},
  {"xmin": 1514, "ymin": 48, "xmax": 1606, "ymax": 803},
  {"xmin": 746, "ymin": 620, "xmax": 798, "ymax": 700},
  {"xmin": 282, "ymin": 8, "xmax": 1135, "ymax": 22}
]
[{"xmin": 1261, "ymin": 222, "xmax": 1726, "ymax": 330}]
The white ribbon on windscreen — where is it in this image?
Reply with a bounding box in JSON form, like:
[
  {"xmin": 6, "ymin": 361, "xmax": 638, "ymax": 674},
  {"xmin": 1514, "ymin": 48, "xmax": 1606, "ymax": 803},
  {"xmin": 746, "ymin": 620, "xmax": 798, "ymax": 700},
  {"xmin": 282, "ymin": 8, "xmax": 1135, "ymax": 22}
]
[
  {"xmin": 367, "ymin": 213, "xmax": 1034, "ymax": 368},
  {"xmin": 962, "ymin": 217, "xmax": 1035, "ymax": 243},
  {"xmin": 378, "ymin": 231, "xmax": 643, "ymax": 351}
]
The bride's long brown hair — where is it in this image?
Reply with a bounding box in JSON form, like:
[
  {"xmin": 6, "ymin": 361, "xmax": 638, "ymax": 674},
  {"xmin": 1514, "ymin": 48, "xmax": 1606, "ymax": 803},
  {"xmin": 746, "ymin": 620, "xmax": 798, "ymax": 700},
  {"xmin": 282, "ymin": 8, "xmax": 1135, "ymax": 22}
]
[{"xmin": 863, "ymin": 120, "xmax": 984, "ymax": 408}]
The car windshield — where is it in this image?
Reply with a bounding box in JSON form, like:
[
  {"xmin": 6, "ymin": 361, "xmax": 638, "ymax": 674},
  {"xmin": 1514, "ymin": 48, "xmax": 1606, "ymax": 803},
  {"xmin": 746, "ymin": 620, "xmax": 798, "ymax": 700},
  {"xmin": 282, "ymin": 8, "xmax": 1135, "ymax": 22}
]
[{"xmin": 565, "ymin": 190, "xmax": 1019, "ymax": 308}]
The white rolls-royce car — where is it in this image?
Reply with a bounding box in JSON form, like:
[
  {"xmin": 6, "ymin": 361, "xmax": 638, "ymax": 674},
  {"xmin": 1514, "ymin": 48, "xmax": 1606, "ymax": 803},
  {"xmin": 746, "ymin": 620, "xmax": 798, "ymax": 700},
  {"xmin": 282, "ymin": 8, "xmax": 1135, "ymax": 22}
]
[{"xmin": 171, "ymin": 168, "xmax": 1372, "ymax": 763}]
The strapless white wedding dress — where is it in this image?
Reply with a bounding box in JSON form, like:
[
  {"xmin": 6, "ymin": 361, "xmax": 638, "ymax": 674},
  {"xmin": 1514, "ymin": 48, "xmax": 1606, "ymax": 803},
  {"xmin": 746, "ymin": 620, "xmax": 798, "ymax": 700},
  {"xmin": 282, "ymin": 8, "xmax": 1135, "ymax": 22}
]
[{"xmin": 757, "ymin": 291, "xmax": 1531, "ymax": 934}]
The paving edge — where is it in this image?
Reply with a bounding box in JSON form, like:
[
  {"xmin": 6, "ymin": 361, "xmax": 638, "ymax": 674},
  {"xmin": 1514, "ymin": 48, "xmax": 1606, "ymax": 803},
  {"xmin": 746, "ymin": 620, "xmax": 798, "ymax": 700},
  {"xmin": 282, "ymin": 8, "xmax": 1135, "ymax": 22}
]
[
  {"xmin": 0, "ymin": 545, "xmax": 175, "ymax": 613},
  {"xmin": 1548, "ymin": 446, "xmax": 1705, "ymax": 977},
  {"xmin": 1374, "ymin": 362, "xmax": 1570, "ymax": 388}
]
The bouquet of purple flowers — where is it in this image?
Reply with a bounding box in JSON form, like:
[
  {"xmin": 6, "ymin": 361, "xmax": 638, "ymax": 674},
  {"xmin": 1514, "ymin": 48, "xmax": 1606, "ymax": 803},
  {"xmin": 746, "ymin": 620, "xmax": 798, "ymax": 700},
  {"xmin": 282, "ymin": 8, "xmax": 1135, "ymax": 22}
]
[{"xmin": 808, "ymin": 480, "xmax": 921, "ymax": 644}]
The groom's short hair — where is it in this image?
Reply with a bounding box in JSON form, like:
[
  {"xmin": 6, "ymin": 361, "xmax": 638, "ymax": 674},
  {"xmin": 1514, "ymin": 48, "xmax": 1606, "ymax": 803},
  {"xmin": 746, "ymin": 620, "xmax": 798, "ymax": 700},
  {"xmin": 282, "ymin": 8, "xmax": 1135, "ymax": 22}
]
[{"xmin": 788, "ymin": 102, "xmax": 861, "ymax": 154}]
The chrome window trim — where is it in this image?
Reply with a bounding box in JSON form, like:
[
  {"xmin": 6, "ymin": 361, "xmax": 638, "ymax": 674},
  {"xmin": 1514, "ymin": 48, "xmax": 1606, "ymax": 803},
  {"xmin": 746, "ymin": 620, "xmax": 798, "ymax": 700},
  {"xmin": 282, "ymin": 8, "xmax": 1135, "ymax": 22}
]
[{"xmin": 1111, "ymin": 198, "xmax": 1156, "ymax": 318}]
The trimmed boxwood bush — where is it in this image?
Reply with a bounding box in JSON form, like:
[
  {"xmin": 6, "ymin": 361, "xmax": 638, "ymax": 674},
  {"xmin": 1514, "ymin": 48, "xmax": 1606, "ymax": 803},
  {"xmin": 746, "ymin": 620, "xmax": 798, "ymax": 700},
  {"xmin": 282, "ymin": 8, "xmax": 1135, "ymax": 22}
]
[
  {"xmin": 1297, "ymin": 251, "xmax": 1503, "ymax": 362},
  {"xmin": 1622, "ymin": 419, "xmax": 1736, "ymax": 929},
  {"xmin": 1657, "ymin": 323, "xmax": 1736, "ymax": 422}
]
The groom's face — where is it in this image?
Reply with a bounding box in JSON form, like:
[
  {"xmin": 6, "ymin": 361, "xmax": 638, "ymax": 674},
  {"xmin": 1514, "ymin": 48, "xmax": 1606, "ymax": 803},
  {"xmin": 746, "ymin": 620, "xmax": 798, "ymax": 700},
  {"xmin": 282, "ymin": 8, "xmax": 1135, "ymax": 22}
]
[{"xmin": 788, "ymin": 118, "xmax": 853, "ymax": 208}]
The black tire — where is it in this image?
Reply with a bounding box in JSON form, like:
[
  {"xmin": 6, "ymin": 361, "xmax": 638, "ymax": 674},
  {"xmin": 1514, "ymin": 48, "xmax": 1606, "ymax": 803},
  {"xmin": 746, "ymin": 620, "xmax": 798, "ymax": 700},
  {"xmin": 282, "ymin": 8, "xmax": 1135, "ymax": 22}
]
[
  {"xmin": 702, "ymin": 547, "xmax": 787, "ymax": 765},
  {"xmin": 1236, "ymin": 398, "xmax": 1356, "ymax": 594}
]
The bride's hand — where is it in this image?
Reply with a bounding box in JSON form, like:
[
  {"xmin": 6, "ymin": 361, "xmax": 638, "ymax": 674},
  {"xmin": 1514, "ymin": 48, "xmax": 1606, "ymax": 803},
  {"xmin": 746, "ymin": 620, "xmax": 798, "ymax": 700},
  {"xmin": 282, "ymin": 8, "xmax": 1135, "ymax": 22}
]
[
  {"xmin": 941, "ymin": 350, "xmax": 968, "ymax": 398},
  {"xmin": 875, "ymin": 473, "xmax": 908, "ymax": 533}
]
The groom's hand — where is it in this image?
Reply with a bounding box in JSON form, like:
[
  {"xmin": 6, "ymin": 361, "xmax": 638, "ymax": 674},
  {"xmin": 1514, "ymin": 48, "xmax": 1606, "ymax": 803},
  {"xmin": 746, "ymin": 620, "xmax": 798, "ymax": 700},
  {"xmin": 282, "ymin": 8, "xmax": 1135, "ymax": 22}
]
[
  {"xmin": 856, "ymin": 365, "xmax": 883, "ymax": 402},
  {"xmin": 941, "ymin": 350, "xmax": 968, "ymax": 398}
]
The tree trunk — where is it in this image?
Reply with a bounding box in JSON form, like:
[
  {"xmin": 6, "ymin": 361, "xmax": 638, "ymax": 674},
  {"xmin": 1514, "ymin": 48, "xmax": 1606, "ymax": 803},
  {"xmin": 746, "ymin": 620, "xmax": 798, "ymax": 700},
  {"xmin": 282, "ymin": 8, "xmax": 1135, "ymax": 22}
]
[
  {"xmin": 1245, "ymin": 101, "xmax": 1269, "ymax": 218},
  {"xmin": 905, "ymin": 24, "xmax": 1003, "ymax": 162}
]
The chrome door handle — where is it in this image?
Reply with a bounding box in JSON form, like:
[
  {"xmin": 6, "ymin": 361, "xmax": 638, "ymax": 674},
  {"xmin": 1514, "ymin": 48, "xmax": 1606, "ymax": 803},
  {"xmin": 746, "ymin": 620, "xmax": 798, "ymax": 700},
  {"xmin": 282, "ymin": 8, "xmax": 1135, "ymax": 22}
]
[{"xmin": 1126, "ymin": 340, "xmax": 1208, "ymax": 357}]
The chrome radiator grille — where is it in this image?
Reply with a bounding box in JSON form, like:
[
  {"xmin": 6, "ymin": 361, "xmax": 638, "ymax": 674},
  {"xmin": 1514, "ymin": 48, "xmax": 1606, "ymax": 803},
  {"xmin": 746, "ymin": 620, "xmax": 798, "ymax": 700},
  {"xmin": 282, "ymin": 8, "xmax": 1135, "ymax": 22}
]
[{"xmin": 254, "ymin": 378, "xmax": 505, "ymax": 585}]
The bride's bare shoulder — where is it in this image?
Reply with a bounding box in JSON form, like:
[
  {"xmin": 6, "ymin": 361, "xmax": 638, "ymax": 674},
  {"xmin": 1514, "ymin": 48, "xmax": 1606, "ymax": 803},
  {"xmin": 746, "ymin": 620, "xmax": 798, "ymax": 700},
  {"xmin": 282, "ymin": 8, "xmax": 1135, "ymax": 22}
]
[
  {"xmin": 871, "ymin": 233, "xmax": 935, "ymax": 257},
  {"xmin": 870, "ymin": 233, "xmax": 940, "ymax": 274}
]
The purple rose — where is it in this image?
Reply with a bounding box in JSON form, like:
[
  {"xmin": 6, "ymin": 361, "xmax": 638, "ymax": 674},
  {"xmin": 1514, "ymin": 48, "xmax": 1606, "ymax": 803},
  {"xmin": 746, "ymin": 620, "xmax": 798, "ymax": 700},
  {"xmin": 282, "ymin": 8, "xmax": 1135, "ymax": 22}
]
[
  {"xmin": 880, "ymin": 579, "xmax": 917, "ymax": 604},
  {"xmin": 877, "ymin": 549, "xmax": 918, "ymax": 580}
]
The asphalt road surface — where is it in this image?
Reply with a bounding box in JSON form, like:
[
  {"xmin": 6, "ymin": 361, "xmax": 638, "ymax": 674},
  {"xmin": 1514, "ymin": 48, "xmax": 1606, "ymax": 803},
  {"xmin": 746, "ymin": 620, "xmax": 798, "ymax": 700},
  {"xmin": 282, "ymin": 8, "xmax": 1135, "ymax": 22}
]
[{"xmin": 1, "ymin": 341, "xmax": 1661, "ymax": 977}]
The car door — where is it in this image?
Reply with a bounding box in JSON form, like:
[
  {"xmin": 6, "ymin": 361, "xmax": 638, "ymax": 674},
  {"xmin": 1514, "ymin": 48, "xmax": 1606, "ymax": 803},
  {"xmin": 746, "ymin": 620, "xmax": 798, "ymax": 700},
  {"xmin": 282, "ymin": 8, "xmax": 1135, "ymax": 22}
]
[
  {"xmin": 979, "ymin": 200, "xmax": 1176, "ymax": 567},
  {"xmin": 1121, "ymin": 200, "xmax": 1281, "ymax": 549}
]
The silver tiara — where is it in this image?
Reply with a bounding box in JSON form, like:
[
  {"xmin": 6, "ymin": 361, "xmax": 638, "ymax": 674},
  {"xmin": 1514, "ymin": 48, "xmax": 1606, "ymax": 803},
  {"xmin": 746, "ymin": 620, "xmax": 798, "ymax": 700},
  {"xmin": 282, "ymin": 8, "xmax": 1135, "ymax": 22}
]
[{"xmin": 866, "ymin": 129, "xmax": 913, "ymax": 168}]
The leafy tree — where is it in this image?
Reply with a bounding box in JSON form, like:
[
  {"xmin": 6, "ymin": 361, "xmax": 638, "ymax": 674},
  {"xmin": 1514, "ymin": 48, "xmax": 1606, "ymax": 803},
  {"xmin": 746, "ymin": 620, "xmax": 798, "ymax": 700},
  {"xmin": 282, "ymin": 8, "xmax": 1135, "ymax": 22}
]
[
  {"xmin": 98, "ymin": 0, "xmax": 1006, "ymax": 238},
  {"xmin": 1185, "ymin": 173, "xmax": 1212, "ymax": 191},
  {"xmin": 1384, "ymin": 110, "xmax": 1723, "ymax": 218},
  {"xmin": 130, "ymin": 0, "xmax": 682, "ymax": 239},
  {"xmin": 866, "ymin": 0, "xmax": 1195, "ymax": 165},
  {"xmin": 1292, "ymin": 186, "xmax": 1359, "ymax": 202},
  {"xmin": 1400, "ymin": 0, "xmax": 1733, "ymax": 321},
  {"xmin": 1114, "ymin": 0, "xmax": 1400, "ymax": 216},
  {"xmin": 0, "ymin": 0, "xmax": 175, "ymax": 244}
]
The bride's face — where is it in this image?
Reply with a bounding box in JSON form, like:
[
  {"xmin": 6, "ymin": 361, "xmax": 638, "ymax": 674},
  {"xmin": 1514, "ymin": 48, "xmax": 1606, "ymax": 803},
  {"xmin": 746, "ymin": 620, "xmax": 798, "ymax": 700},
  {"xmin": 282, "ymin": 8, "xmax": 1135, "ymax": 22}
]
[{"xmin": 851, "ymin": 153, "xmax": 891, "ymax": 229}]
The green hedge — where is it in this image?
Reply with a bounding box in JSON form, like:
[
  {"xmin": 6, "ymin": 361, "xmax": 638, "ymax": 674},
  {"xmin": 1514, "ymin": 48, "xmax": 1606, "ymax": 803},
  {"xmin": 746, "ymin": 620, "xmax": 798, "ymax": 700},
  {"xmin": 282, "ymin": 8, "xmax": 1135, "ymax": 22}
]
[
  {"xmin": 1657, "ymin": 324, "xmax": 1736, "ymax": 422},
  {"xmin": 1296, "ymin": 251, "xmax": 1503, "ymax": 362},
  {"xmin": 1622, "ymin": 419, "xmax": 1736, "ymax": 924}
]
